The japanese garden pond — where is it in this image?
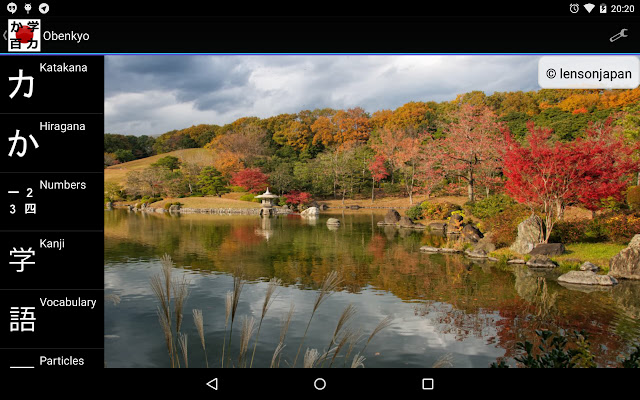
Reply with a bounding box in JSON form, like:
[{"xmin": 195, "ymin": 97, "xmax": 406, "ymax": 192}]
[{"xmin": 104, "ymin": 209, "xmax": 640, "ymax": 368}]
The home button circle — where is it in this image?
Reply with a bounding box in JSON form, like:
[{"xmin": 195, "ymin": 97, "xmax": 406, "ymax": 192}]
[{"xmin": 314, "ymin": 378, "xmax": 327, "ymax": 391}]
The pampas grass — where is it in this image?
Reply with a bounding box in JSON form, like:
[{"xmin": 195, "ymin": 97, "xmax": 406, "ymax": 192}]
[
  {"xmin": 360, "ymin": 315, "xmax": 393, "ymax": 356},
  {"xmin": 238, "ymin": 316, "xmax": 256, "ymax": 367},
  {"xmin": 250, "ymin": 277, "xmax": 282, "ymax": 368},
  {"xmin": 351, "ymin": 353, "xmax": 366, "ymax": 368},
  {"xmin": 221, "ymin": 291, "xmax": 232, "ymax": 368},
  {"xmin": 303, "ymin": 348, "xmax": 320, "ymax": 368},
  {"xmin": 293, "ymin": 270, "xmax": 342, "ymax": 367},
  {"xmin": 271, "ymin": 303, "xmax": 295, "ymax": 368},
  {"xmin": 192, "ymin": 309, "xmax": 208, "ymax": 368},
  {"xmin": 150, "ymin": 256, "xmax": 396, "ymax": 368},
  {"xmin": 321, "ymin": 303, "xmax": 356, "ymax": 368},
  {"xmin": 225, "ymin": 271, "xmax": 245, "ymax": 367},
  {"xmin": 270, "ymin": 342, "xmax": 286, "ymax": 368},
  {"xmin": 432, "ymin": 353, "xmax": 454, "ymax": 368},
  {"xmin": 150, "ymin": 254, "xmax": 191, "ymax": 368},
  {"xmin": 178, "ymin": 333, "xmax": 189, "ymax": 368}
]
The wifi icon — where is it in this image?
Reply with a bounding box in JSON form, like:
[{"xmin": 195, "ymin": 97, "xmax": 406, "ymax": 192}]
[{"xmin": 584, "ymin": 3, "xmax": 596, "ymax": 13}]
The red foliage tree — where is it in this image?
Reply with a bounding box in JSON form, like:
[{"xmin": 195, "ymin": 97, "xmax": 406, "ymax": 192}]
[
  {"xmin": 504, "ymin": 120, "xmax": 638, "ymax": 242},
  {"xmin": 284, "ymin": 190, "xmax": 312, "ymax": 206},
  {"xmin": 368, "ymin": 155, "xmax": 389, "ymax": 202},
  {"xmin": 434, "ymin": 104, "xmax": 505, "ymax": 201},
  {"xmin": 230, "ymin": 168, "xmax": 269, "ymax": 194}
]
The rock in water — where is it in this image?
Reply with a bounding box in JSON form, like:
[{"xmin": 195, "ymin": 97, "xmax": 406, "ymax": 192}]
[
  {"xmin": 399, "ymin": 216, "xmax": 416, "ymax": 228},
  {"xmin": 465, "ymin": 249, "xmax": 488, "ymax": 258},
  {"xmin": 420, "ymin": 246, "xmax": 440, "ymax": 253},
  {"xmin": 609, "ymin": 234, "xmax": 640, "ymax": 280},
  {"xmin": 384, "ymin": 209, "xmax": 402, "ymax": 225},
  {"xmin": 326, "ymin": 218, "xmax": 341, "ymax": 226},
  {"xmin": 529, "ymin": 243, "xmax": 565, "ymax": 256},
  {"xmin": 301, "ymin": 207, "xmax": 320, "ymax": 217},
  {"xmin": 579, "ymin": 262, "xmax": 600, "ymax": 272},
  {"xmin": 428, "ymin": 222, "xmax": 447, "ymax": 231},
  {"xmin": 526, "ymin": 255, "xmax": 557, "ymax": 268},
  {"xmin": 510, "ymin": 215, "xmax": 544, "ymax": 254},
  {"xmin": 461, "ymin": 223, "xmax": 483, "ymax": 242},
  {"xmin": 558, "ymin": 270, "xmax": 618, "ymax": 286}
]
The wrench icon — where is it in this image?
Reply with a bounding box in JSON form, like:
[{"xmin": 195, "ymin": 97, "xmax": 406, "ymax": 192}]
[{"xmin": 610, "ymin": 28, "xmax": 628, "ymax": 42}]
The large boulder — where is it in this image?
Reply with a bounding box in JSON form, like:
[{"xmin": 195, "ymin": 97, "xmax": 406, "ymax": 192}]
[
  {"xmin": 461, "ymin": 223, "xmax": 483, "ymax": 242},
  {"xmin": 526, "ymin": 255, "xmax": 557, "ymax": 268},
  {"xmin": 510, "ymin": 215, "xmax": 545, "ymax": 254},
  {"xmin": 558, "ymin": 270, "xmax": 618, "ymax": 286},
  {"xmin": 300, "ymin": 207, "xmax": 320, "ymax": 217},
  {"xmin": 529, "ymin": 243, "xmax": 565, "ymax": 256},
  {"xmin": 473, "ymin": 235, "xmax": 496, "ymax": 254},
  {"xmin": 383, "ymin": 209, "xmax": 402, "ymax": 225},
  {"xmin": 447, "ymin": 213, "xmax": 464, "ymax": 233},
  {"xmin": 609, "ymin": 234, "xmax": 640, "ymax": 280}
]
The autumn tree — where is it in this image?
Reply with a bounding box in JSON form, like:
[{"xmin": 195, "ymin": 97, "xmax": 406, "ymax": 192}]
[
  {"xmin": 125, "ymin": 166, "xmax": 170, "ymax": 198},
  {"xmin": 311, "ymin": 107, "xmax": 371, "ymax": 148},
  {"xmin": 435, "ymin": 104, "xmax": 505, "ymax": 202},
  {"xmin": 368, "ymin": 155, "xmax": 388, "ymax": 202},
  {"xmin": 284, "ymin": 190, "xmax": 313, "ymax": 208},
  {"xmin": 230, "ymin": 168, "xmax": 270, "ymax": 194},
  {"xmin": 504, "ymin": 121, "xmax": 639, "ymax": 242}
]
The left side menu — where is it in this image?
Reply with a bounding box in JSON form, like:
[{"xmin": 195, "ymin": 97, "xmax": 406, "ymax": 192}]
[{"xmin": 1, "ymin": 56, "xmax": 104, "ymax": 369}]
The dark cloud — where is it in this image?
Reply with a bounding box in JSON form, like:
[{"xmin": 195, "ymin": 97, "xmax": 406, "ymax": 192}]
[{"xmin": 105, "ymin": 55, "xmax": 543, "ymax": 136}]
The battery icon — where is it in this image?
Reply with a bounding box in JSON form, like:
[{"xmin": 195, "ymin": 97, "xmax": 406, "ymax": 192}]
[{"xmin": 600, "ymin": 3, "xmax": 607, "ymax": 13}]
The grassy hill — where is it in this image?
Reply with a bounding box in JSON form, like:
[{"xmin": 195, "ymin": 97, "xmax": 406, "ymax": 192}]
[{"xmin": 104, "ymin": 148, "xmax": 215, "ymax": 186}]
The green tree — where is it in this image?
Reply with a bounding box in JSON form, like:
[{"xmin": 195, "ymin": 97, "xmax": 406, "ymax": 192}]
[
  {"xmin": 114, "ymin": 149, "xmax": 135, "ymax": 163},
  {"xmin": 198, "ymin": 166, "xmax": 230, "ymax": 197},
  {"xmin": 152, "ymin": 155, "xmax": 182, "ymax": 172}
]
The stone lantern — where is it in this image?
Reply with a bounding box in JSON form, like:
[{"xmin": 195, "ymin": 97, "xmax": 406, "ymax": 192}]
[{"xmin": 255, "ymin": 188, "xmax": 278, "ymax": 217}]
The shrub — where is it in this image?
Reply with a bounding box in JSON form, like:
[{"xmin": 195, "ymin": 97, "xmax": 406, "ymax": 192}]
[
  {"xmin": 550, "ymin": 213, "xmax": 640, "ymax": 244},
  {"xmin": 628, "ymin": 186, "xmax": 640, "ymax": 211},
  {"xmin": 239, "ymin": 194, "xmax": 256, "ymax": 202},
  {"xmin": 605, "ymin": 212, "xmax": 640, "ymax": 244},
  {"xmin": 484, "ymin": 203, "xmax": 530, "ymax": 248},
  {"xmin": 406, "ymin": 205, "xmax": 423, "ymax": 220},
  {"xmin": 163, "ymin": 202, "xmax": 183, "ymax": 210},
  {"xmin": 421, "ymin": 201, "xmax": 462, "ymax": 220},
  {"xmin": 466, "ymin": 194, "xmax": 516, "ymax": 220},
  {"xmin": 549, "ymin": 220, "xmax": 590, "ymax": 243}
]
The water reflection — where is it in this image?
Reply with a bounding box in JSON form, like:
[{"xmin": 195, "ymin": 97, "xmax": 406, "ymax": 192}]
[{"xmin": 104, "ymin": 209, "xmax": 640, "ymax": 368}]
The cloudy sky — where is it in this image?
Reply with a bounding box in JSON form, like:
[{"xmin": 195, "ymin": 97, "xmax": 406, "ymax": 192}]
[{"xmin": 104, "ymin": 55, "xmax": 541, "ymax": 136}]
